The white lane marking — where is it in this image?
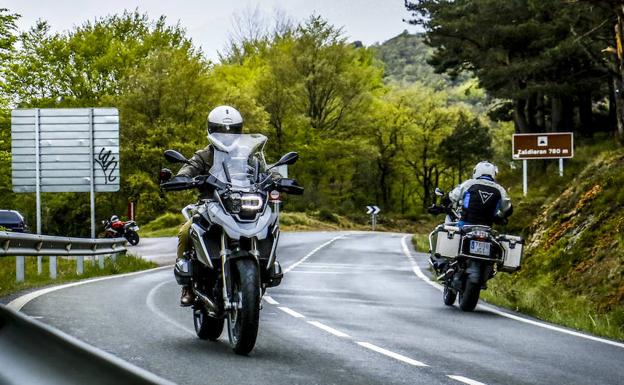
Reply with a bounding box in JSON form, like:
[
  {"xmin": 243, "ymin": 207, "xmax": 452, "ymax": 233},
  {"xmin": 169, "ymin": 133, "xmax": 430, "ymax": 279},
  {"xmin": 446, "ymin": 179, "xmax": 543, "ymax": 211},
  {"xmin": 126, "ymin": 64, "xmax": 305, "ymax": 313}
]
[
  {"xmin": 145, "ymin": 280, "xmax": 195, "ymax": 336},
  {"xmin": 283, "ymin": 235, "xmax": 346, "ymax": 274},
  {"xmin": 400, "ymin": 235, "xmax": 624, "ymax": 350},
  {"xmin": 357, "ymin": 341, "xmax": 428, "ymax": 367},
  {"xmin": 307, "ymin": 321, "xmax": 350, "ymax": 338},
  {"xmin": 8, "ymin": 265, "xmax": 172, "ymax": 311},
  {"xmin": 263, "ymin": 295, "xmax": 279, "ymax": 305},
  {"xmin": 286, "ymin": 271, "xmax": 351, "ymax": 274},
  {"xmin": 278, "ymin": 306, "xmax": 305, "ymax": 318},
  {"xmin": 448, "ymin": 375, "xmax": 487, "ymax": 385}
]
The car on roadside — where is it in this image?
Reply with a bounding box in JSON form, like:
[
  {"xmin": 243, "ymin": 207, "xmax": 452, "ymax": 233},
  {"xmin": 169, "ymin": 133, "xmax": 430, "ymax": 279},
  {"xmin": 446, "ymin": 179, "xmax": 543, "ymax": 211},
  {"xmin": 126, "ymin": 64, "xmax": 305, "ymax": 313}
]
[{"xmin": 0, "ymin": 210, "xmax": 29, "ymax": 232}]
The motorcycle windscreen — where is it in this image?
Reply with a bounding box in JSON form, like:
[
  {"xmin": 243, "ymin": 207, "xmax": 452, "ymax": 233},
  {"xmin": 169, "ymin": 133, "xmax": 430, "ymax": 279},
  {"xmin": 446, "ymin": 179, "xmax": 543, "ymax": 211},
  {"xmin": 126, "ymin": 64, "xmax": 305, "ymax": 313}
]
[{"xmin": 208, "ymin": 133, "xmax": 268, "ymax": 190}]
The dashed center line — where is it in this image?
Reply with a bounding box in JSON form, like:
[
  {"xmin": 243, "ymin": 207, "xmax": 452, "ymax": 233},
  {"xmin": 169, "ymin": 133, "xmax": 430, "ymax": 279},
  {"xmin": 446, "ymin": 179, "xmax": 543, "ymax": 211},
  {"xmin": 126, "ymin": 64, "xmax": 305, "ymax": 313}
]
[
  {"xmin": 357, "ymin": 342, "xmax": 428, "ymax": 367},
  {"xmin": 283, "ymin": 235, "xmax": 345, "ymax": 274},
  {"xmin": 278, "ymin": 306, "xmax": 305, "ymax": 318},
  {"xmin": 307, "ymin": 320, "xmax": 350, "ymax": 338},
  {"xmin": 448, "ymin": 375, "xmax": 487, "ymax": 385}
]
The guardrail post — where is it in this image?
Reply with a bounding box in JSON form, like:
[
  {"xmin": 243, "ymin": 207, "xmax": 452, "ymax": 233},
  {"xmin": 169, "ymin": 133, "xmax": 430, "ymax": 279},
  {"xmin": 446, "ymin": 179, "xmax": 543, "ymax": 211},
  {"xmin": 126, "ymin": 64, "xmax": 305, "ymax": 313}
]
[
  {"xmin": 37, "ymin": 256, "xmax": 42, "ymax": 275},
  {"xmin": 77, "ymin": 256, "xmax": 84, "ymax": 275},
  {"xmin": 111, "ymin": 253, "xmax": 117, "ymax": 263},
  {"xmin": 98, "ymin": 254, "xmax": 104, "ymax": 269},
  {"xmin": 49, "ymin": 256, "xmax": 57, "ymax": 279},
  {"xmin": 16, "ymin": 256, "xmax": 25, "ymax": 282}
]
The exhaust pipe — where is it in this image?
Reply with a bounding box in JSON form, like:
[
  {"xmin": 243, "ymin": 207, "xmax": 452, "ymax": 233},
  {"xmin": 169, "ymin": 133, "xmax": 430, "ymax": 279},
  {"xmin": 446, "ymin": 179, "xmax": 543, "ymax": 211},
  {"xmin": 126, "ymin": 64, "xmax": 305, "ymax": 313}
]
[
  {"xmin": 437, "ymin": 268, "xmax": 455, "ymax": 281},
  {"xmin": 193, "ymin": 288, "xmax": 220, "ymax": 316}
]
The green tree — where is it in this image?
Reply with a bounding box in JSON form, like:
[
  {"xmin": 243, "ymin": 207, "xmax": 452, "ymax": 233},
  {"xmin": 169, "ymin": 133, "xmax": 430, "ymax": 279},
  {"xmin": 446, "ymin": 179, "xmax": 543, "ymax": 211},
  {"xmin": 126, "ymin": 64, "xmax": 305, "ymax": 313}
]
[
  {"xmin": 406, "ymin": 0, "xmax": 614, "ymax": 137},
  {"xmin": 438, "ymin": 112, "xmax": 493, "ymax": 184}
]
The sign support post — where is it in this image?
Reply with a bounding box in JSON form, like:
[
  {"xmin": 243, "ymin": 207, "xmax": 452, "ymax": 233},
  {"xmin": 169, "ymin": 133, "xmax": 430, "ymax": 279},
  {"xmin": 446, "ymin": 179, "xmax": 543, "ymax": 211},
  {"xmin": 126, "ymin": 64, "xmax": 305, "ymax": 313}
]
[
  {"xmin": 88, "ymin": 108, "xmax": 96, "ymax": 239},
  {"xmin": 559, "ymin": 158, "xmax": 564, "ymax": 177},
  {"xmin": 366, "ymin": 206, "xmax": 381, "ymax": 231},
  {"xmin": 34, "ymin": 108, "xmax": 42, "ymax": 274},
  {"xmin": 523, "ymin": 159, "xmax": 528, "ymax": 196}
]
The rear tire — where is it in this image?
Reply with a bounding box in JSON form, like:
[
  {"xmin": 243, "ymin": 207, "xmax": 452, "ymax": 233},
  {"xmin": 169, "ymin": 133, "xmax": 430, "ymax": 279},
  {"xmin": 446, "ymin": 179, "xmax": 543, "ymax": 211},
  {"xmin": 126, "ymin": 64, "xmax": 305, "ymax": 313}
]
[
  {"xmin": 194, "ymin": 307, "xmax": 224, "ymax": 341},
  {"xmin": 459, "ymin": 281, "xmax": 480, "ymax": 311},
  {"xmin": 227, "ymin": 259, "xmax": 260, "ymax": 355},
  {"xmin": 443, "ymin": 285, "xmax": 457, "ymax": 306}
]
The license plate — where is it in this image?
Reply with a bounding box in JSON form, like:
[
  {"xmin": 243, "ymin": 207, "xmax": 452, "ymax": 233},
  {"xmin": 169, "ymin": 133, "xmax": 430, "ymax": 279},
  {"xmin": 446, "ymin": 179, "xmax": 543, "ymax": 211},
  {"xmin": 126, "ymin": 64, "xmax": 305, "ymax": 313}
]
[
  {"xmin": 469, "ymin": 240, "xmax": 490, "ymax": 256},
  {"xmin": 131, "ymin": 226, "xmax": 139, "ymax": 231}
]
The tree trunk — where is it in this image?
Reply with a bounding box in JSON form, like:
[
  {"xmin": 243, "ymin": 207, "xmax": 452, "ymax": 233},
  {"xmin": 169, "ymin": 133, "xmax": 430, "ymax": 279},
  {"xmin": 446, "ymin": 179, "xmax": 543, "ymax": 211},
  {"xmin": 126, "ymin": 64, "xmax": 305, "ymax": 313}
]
[
  {"xmin": 536, "ymin": 92, "xmax": 545, "ymax": 130},
  {"xmin": 514, "ymin": 98, "xmax": 529, "ymax": 133},
  {"xmin": 578, "ymin": 92, "xmax": 593, "ymax": 138},
  {"xmin": 615, "ymin": 5, "xmax": 624, "ymax": 142},
  {"xmin": 551, "ymin": 96, "xmax": 563, "ymax": 132},
  {"xmin": 562, "ymin": 95, "xmax": 574, "ymax": 133},
  {"xmin": 527, "ymin": 93, "xmax": 537, "ymax": 131}
]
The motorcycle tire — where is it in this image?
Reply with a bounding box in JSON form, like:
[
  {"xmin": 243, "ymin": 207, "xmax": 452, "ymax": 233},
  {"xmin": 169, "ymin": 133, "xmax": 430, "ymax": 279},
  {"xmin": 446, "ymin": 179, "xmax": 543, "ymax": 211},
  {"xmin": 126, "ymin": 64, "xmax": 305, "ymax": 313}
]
[
  {"xmin": 193, "ymin": 306, "xmax": 224, "ymax": 341},
  {"xmin": 125, "ymin": 231, "xmax": 140, "ymax": 246},
  {"xmin": 443, "ymin": 285, "xmax": 457, "ymax": 306},
  {"xmin": 227, "ymin": 259, "xmax": 260, "ymax": 355},
  {"xmin": 459, "ymin": 281, "xmax": 480, "ymax": 311}
]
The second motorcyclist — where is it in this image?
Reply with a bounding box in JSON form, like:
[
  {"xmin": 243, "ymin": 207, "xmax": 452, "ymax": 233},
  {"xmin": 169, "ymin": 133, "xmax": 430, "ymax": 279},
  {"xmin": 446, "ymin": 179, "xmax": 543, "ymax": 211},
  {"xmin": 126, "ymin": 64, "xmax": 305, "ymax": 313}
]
[{"xmin": 431, "ymin": 161, "xmax": 513, "ymax": 271}]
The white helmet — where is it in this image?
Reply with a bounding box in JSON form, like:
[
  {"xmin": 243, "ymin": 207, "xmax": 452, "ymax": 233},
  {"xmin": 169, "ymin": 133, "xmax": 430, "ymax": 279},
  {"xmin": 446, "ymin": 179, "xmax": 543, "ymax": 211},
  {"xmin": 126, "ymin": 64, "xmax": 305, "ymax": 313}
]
[
  {"xmin": 207, "ymin": 105, "xmax": 243, "ymax": 135},
  {"xmin": 473, "ymin": 161, "xmax": 498, "ymax": 180},
  {"xmin": 110, "ymin": 215, "xmax": 119, "ymax": 222}
]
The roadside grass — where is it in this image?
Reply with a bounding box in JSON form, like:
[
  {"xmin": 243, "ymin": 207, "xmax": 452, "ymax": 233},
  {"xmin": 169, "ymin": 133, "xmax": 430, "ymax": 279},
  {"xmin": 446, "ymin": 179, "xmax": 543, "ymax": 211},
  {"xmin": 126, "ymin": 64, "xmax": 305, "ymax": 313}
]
[{"xmin": 0, "ymin": 253, "xmax": 157, "ymax": 298}]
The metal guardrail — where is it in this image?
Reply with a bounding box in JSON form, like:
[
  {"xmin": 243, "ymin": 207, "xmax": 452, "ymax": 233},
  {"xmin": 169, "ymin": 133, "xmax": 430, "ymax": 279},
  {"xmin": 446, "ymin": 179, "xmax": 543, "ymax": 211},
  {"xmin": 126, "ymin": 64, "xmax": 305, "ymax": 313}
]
[
  {"xmin": 0, "ymin": 231, "xmax": 127, "ymax": 282},
  {"xmin": 0, "ymin": 304, "xmax": 173, "ymax": 385}
]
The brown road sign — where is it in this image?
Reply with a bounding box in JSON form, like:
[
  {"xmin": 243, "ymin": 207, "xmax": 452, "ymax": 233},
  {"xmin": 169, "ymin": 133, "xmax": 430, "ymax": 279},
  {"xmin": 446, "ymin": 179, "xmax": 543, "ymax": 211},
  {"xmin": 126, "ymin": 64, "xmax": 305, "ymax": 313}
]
[{"xmin": 512, "ymin": 132, "xmax": 574, "ymax": 160}]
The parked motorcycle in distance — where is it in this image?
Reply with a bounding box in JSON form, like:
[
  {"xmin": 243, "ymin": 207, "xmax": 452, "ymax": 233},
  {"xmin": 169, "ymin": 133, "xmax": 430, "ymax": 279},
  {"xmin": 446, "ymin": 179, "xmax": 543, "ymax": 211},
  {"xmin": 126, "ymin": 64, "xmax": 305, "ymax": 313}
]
[
  {"xmin": 160, "ymin": 133, "xmax": 303, "ymax": 355},
  {"xmin": 427, "ymin": 188, "xmax": 523, "ymax": 311},
  {"xmin": 103, "ymin": 218, "xmax": 140, "ymax": 245}
]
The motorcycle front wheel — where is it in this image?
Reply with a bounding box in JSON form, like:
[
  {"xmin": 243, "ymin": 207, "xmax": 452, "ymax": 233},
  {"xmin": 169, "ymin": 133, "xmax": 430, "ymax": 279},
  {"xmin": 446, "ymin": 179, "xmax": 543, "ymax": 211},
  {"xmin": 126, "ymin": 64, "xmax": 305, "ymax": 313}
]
[
  {"xmin": 227, "ymin": 259, "xmax": 260, "ymax": 355},
  {"xmin": 125, "ymin": 231, "xmax": 140, "ymax": 246},
  {"xmin": 194, "ymin": 306, "xmax": 224, "ymax": 341}
]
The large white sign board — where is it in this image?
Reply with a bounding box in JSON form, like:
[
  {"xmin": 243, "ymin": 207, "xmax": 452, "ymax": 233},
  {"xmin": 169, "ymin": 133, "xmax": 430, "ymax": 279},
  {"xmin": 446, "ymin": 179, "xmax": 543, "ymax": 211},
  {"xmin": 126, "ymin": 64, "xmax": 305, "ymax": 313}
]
[
  {"xmin": 11, "ymin": 108, "xmax": 119, "ymax": 193},
  {"xmin": 11, "ymin": 108, "xmax": 120, "ymax": 237}
]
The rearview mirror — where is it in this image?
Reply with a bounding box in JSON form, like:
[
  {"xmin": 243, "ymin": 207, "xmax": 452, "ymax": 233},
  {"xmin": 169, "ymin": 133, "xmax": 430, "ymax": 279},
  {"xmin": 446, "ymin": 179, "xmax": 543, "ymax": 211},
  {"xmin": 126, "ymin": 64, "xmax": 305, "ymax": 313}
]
[
  {"xmin": 270, "ymin": 152, "xmax": 298, "ymax": 169},
  {"xmin": 275, "ymin": 178, "xmax": 304, "ymax": 195},
  {"xmin": 164, "ymin": 150, "xmax": 190, "ymax": 164}
]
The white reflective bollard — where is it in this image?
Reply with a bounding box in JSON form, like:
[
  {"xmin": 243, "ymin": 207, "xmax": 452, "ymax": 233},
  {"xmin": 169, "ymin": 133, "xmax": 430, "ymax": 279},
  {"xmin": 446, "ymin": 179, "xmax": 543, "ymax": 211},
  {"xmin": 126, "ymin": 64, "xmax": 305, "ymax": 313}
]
[
  {"xmin": 16, "ymin": 256, "xmax": 25, "ymax": 282},
  {"xmin": 49, "ymin": 256, "xmax": 57, "ymax": 279}
]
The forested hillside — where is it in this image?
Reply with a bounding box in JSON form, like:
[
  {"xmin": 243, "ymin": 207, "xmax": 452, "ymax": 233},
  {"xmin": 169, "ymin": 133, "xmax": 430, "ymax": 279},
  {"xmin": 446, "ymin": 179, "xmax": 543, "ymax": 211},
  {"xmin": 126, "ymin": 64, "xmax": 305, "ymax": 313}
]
[{"xmin": 0, "ymin": 9, "xmax": 500, "ymax": 235}]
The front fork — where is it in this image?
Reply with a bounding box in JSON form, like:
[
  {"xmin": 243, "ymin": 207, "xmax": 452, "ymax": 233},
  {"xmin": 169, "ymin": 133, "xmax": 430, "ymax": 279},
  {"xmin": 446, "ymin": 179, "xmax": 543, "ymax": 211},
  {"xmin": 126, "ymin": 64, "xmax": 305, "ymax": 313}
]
[{"xmin": 220, "ymin": 232, "xmax": 260, "ymax": 311}]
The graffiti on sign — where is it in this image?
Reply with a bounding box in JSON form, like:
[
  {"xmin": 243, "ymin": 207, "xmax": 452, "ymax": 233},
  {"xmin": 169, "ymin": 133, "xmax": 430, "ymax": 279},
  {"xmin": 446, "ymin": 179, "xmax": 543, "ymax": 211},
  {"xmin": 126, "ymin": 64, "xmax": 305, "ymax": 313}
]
[{"xmin": 95, "ymin": 147, "xmax": 118, "ymax": 183}]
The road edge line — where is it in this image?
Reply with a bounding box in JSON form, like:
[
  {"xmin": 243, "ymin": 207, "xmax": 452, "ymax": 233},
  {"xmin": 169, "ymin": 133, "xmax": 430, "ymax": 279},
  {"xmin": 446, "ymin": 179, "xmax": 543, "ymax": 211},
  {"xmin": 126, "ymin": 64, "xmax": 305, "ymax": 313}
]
[{"xmin": 7, "ymin": 265, "xmax": 172, "ymax": 311}]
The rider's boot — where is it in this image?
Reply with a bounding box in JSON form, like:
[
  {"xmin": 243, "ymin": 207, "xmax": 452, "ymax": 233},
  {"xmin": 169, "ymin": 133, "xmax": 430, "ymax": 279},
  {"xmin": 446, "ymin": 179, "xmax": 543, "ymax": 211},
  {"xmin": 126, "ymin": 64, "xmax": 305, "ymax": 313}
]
[{"xmin": 180, "ymin": 285, "xmax": 195, "ymax": 307}]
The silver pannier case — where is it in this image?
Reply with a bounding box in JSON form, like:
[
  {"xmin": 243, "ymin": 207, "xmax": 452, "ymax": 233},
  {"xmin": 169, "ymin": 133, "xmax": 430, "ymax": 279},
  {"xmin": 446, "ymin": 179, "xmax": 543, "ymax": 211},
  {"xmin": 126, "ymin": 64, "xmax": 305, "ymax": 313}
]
[
  {"xmin": 432, "ymin": 225, "xmax": 462, "ymax": 258},
  {"xmin": 497, "ymin": 234, "xmax": 524, "ymax": 272}
]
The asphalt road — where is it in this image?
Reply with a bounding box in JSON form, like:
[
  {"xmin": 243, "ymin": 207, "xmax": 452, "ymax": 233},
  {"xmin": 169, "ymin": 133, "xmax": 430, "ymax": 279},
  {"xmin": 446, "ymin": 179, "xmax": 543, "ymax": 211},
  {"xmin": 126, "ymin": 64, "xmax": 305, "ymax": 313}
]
[{"xmin": 13, "ymin": 232, "xmax": 624, "ymax": 385}]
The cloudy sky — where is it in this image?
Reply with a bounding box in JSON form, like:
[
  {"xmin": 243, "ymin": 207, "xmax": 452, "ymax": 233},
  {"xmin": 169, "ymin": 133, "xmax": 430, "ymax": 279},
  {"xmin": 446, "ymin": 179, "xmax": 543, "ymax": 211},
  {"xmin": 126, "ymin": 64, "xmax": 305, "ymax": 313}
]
[{"xmin": 4, "ymin": 0, "xmax": 420, "ymax": 60}]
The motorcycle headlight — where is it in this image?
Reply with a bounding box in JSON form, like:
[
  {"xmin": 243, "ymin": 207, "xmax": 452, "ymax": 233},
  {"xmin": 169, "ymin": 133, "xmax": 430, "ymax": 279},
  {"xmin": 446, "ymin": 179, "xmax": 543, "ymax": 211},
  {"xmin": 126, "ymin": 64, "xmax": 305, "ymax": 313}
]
[
  {"xmin": 241, "ymin": 194, "xmax": 263, "ymax": 211},
  {"xmin": 226, "ymin": 193, "xmax": 263, "ymax": 215}
]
